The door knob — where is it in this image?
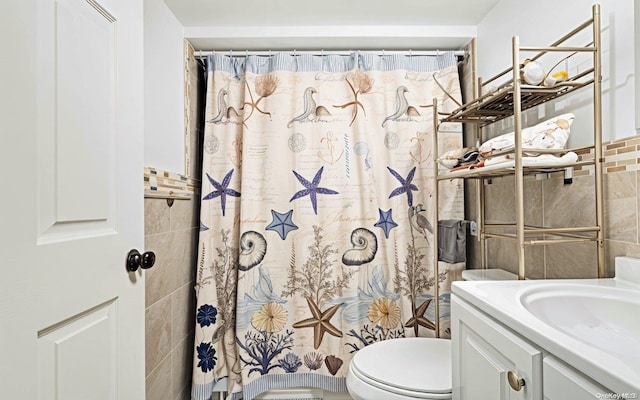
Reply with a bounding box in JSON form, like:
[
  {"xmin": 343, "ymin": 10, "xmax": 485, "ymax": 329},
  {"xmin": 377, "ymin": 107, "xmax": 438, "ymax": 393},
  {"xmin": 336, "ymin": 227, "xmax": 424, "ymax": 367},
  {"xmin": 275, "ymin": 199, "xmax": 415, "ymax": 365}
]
[
  {"xmin": 126, "ymin": 249, "xmax": 156, "ymax": 272},
  {"xmin": 141, "ymin": 251, "xmax": 156, "ymax": 269}
]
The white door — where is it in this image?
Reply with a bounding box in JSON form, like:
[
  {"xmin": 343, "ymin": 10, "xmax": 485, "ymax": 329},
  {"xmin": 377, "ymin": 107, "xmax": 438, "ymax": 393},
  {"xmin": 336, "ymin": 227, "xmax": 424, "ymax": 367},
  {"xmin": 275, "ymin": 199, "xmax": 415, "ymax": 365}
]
[{"xmin": 0, "ymin": 0, "xmax": 145, "ymax": 399}]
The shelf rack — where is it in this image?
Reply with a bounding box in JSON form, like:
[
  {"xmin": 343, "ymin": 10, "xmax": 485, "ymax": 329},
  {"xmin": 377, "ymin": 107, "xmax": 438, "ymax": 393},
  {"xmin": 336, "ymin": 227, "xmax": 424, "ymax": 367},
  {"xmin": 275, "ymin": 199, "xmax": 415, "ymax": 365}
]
[{"xmin": 432, "ymin": 4, "xmax": 604, "ymax": 280}]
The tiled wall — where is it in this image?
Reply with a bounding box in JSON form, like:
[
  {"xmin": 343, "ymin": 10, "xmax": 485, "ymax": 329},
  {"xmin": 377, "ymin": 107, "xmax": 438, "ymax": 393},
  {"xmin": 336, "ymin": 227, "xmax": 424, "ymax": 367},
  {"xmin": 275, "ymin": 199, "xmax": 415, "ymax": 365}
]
[
  {"xmin": 594, "ymin": 136, "xmax": 640, "ymax": 275},
  {"xmin": 465, "ymin": 134, "xmax": 640, "ymax": 279},
  {"xmin": 144, "ymin": 197, "xmax": 199, "ymax": 400}
]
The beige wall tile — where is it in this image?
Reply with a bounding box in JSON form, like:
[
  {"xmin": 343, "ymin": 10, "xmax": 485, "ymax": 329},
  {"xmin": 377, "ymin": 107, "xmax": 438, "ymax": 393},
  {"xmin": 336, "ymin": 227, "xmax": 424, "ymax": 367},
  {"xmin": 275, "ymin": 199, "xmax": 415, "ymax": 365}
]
[
  {"xmin": 543, "ymin": 176, "xmax": 595, "ymax": 228},
  {"xmin": 604, "ymin": 171, "xmax": 637, "ymax": 242},
  {"xmin": 172, "ymin": 282, "xmax": 195, "ymax": 348},
  {"xmin": 485, "ymin": 240, "xmax": 544, "ymax": 279},
  {"xmin": 171, "ymin": 336, "xmax": 195, "ymax": 400},
  {"xmin": 484, "ymin": 178, "xmax": 542, "ymax": 223},
  {"xmin": 545, "ymin": 242, "xmax": 598, "ymax": 279},
  {"xmin": 145, "ymin": 232, "xmax": 180, "ymax": 307},
  {"xmin": 145, "ymin": 357, "xmax": 173, "ymax": 400},
  {"xmin": 524, "ymin": 180, "xmax": 543, "ymax": 226},
  {"xmin": 146, "ymin": 227, "xmax": 198, "ymax": 307},
  {"xmin": 178, "ymin": 228, "xmax": 198, "ymax": 287},
  {"xmin": 464, "ymin": 180, "xmax": 482, "ymax": 269},
  {"xmin": 486, "ymin": 237, "xmax": 516, "ymax": 273},
  {"xmin": 170, "ymin": 198, "xmax": 200, "ymax": 231},
  {"xmin": 145, "ymin": 198, "xmax": 171, "ymax": 236},
  {"xmin": 146, "ymin": 355, "xmax": 173, "ymax": 400},
  {"xmin": 523, "ymin": 247, "xmax": 545, "ymax": 279},
  {"xmin": 484, "ymin": 179, "xmax": 515, "ymax": 222},
  {"xmin": 146, "ymin": 296, "xmax": 173, "ymax": 376}
]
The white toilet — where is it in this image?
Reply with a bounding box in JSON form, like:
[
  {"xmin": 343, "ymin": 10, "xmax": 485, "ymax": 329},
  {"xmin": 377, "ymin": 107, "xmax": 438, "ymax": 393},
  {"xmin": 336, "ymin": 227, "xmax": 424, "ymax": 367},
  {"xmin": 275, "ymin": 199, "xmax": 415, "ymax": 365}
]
[
  {"xmin": 347, "ymin": 337, "xmax": 452, "ymax": 399},
  {"xmin": 346, "ymin": 268, "xmax": 516, "ymax": 400}
]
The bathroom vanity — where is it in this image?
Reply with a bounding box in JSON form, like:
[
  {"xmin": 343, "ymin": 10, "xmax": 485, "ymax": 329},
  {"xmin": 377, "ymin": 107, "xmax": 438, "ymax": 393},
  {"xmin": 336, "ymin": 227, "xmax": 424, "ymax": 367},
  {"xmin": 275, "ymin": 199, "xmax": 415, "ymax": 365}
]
[{"xmin": 451, "ymin": 257, "xmax": 640, "ymax": 399}]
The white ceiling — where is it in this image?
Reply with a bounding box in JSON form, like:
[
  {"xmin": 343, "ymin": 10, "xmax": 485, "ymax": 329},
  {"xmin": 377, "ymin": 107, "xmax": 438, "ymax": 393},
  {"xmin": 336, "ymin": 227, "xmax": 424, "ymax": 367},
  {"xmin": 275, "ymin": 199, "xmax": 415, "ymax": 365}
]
[
  {"xmin": 163, "ymin": 0, "xmax": 501, "ymax": 51},
  {"xmin": 163, "ymin": 0, "xmax": 500, "ymax": 27}
]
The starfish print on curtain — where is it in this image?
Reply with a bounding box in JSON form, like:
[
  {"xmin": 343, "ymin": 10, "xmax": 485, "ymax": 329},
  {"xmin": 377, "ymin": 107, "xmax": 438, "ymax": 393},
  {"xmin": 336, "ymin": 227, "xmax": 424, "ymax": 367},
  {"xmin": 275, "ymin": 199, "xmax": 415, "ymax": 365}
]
[
  {"xmin": 387, "ymin": 166, "xmax": 418, "ymax": 207},
  {"xmin": 404, "ymin": 298, "xmax": 436, "ymax": 336},
  {"xmin": 265, "ymin": 209, "xmax": 298, "ymax": 240},
  {"xmin": 292, "ymin": 297, "xmax": 343, "ymax": 349},
  {"xmin": 289, "ymin": 166, "xmax": 339, "ymax": 215},
  {"xmin": 202, "ymin": 169, "xmax": 241, "ymax": 217},
  {"xmin": 374, "ymin": 208, "xmax": 398, "ymax": 239}
]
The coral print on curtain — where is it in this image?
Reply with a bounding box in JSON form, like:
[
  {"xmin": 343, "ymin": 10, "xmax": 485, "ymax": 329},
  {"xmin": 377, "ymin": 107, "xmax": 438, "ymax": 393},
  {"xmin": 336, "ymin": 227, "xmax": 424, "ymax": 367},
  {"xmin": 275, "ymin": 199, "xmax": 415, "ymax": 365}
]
[{"xmin": 191, "ymin": 51, "xmax": 464, "ymax": 400}]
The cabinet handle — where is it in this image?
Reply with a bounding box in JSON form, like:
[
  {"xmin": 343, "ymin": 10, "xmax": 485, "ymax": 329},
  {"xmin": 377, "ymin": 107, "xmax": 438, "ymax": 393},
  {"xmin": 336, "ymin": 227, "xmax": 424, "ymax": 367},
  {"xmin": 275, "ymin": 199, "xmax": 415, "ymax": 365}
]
[{"xmin": 507, "ymin": 371, "xmax": 525, "ymax": 391}]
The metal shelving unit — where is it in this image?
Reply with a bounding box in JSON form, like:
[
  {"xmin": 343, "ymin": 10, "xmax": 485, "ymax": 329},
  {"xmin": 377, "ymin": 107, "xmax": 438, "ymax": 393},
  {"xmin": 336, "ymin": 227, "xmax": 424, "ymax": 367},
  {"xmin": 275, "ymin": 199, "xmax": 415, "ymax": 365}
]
[{"xmin": 432, "ymin": 4, "xmax": 604, "ymax": 280}]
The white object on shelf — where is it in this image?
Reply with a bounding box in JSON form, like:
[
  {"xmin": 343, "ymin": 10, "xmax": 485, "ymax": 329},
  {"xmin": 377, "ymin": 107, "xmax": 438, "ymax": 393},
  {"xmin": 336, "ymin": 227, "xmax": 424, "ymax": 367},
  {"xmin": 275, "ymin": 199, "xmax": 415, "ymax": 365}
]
[{"xmin": 469, "ymin": 221, "xmax": 478, "ymax": 236}]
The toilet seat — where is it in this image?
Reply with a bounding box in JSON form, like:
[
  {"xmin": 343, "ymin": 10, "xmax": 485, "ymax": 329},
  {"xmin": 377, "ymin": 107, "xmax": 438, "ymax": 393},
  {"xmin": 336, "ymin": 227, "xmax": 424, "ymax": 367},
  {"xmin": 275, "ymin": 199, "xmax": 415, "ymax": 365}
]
[{"xmin": 347, "ymin": 337, "xmax": 451, "ymax": 400}]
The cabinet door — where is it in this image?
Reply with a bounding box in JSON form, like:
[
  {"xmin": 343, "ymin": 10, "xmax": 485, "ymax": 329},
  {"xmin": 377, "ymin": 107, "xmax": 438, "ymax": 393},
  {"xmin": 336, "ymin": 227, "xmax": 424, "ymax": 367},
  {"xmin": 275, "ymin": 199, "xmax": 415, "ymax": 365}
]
[
  {"xmin": 543, "ymin": 356, "xmax": 609, "ymax": 399},
  {"xmin": 452, "ymin": 295, "xmax": 542, "ymax": 400}
]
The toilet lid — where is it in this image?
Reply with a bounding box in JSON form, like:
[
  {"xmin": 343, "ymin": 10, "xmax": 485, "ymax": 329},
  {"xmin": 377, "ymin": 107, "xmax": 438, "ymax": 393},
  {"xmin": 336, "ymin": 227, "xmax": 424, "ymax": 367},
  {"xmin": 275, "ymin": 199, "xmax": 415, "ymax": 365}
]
[{"xmin": 350, "ymin": 337, "xmax": 451, "ymax": 395}]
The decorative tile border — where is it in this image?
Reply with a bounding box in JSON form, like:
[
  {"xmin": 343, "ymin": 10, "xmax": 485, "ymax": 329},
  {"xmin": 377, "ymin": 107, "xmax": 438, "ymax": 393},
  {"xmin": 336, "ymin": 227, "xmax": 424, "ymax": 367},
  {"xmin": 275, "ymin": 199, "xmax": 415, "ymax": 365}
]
[
  {"xmin": 602, "ymin": 135, "xmax": 640, "ymax": 173},
  {"xmin": 573, "ymin": 135, "xmax": 640, "ymax": 177},
  {"xmin": 144, "ymin": 166, "xmax": 199, "ymax": 199},
  {"xmin": 573, "ymin": 147, "xmax": 595, "ymax": 177}
]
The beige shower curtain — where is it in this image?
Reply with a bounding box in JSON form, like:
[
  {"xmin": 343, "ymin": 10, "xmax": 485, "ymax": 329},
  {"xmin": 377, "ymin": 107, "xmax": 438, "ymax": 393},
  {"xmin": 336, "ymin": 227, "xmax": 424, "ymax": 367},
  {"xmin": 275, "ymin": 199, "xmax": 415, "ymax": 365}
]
[{"xmin": 191, "ymin": 51, "xmax": 464, "ymax": 400}]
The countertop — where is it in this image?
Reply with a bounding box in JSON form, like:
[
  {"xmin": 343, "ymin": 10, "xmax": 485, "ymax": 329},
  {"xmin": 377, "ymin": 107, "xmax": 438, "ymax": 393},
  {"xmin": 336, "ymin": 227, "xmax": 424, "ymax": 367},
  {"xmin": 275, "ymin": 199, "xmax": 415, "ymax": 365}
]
[{"xmin": 452, "ymin": 274, "xmax": 640, "ymax": 394}]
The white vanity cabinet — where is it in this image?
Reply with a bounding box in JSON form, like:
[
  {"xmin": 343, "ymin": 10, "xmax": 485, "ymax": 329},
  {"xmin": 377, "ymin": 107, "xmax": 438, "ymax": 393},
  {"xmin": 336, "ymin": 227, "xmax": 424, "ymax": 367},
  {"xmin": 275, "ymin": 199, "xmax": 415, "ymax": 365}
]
[
  {"xmin": 450, "ymin": 258, "xmax": 640, "ymax": 398},
  {"xmin": 452, "ymin": 294, "xmax": 616, "ymax": 400},
  {"xmin": 543, "ymin": 356, "xmax": 610, "ymax": 400},
  {"xmin": 452, "ymin": 295, "xmax": 542, "ymax": 400}
]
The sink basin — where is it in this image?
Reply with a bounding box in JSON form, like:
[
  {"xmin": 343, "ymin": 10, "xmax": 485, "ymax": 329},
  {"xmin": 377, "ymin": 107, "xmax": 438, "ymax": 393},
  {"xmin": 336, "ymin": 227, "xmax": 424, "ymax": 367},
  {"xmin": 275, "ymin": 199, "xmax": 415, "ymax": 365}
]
[{"xmin": 519, "ymin": 284, "xmax": 640, "ymax": 356}]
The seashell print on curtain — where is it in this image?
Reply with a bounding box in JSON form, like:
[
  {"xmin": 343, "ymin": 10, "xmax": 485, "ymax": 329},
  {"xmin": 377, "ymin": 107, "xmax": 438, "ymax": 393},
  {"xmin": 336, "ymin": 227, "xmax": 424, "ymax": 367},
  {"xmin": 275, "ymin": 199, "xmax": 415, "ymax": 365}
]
[{"xmin": 191, "ymin": 51, "xmax": 464, "ymax": 400}]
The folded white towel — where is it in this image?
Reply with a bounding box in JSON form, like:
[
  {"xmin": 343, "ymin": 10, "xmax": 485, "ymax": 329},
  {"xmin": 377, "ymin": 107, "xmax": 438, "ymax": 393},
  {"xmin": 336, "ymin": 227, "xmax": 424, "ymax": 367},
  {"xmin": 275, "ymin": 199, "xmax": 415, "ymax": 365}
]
[{"xmin": 483, "ymin": 151, "xmax": 578, "ymax": 167}]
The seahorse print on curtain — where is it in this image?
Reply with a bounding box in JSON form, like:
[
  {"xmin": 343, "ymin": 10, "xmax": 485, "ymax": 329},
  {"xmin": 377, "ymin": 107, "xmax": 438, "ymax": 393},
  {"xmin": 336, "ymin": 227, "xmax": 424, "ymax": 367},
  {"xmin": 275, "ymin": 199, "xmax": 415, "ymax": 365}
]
[{"xmin": 191, "ymin": 52, "xmax": 464, "ymax": 400}]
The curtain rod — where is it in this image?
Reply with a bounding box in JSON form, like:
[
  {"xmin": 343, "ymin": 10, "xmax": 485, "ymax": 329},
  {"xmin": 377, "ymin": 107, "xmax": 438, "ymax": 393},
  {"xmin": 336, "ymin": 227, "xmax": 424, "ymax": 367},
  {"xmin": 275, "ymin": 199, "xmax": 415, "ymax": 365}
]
[{"xmin": 194, "ymin": 49, "xmax": 466, "ymax": 58}]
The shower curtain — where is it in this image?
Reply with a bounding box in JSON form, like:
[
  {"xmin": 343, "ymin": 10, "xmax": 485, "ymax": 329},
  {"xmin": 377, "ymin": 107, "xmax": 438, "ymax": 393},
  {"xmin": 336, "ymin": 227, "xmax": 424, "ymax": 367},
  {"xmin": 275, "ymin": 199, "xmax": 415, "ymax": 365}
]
[{"xmin": 191, "ymin": 51, "xmax": 464, "ymax": 400}]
